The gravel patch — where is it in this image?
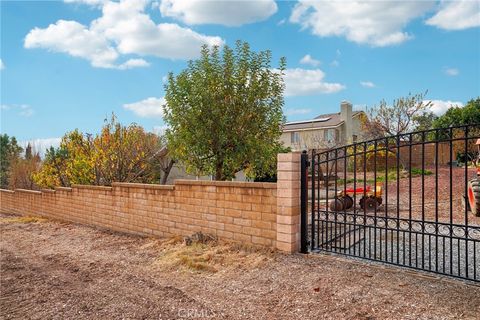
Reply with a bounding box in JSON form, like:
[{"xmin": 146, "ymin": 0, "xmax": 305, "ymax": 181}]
[{"xmin": 309, "ymin": 211, "xmax": 480, "ymax": 281}]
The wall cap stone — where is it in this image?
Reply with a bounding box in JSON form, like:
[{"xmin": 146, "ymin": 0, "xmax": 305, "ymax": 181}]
[
  {"xmin": 15, "ymin": 189, "xmax": 42, "ymax": 194},
  {"xmin": 0, "ymin": 189, "xmax": 14, "ymax": 193},
  {"xmin": 40, "ymin": 189, "xmax": 56, "ymax": 193},
  {"xmin": 174, "ymin": 179, "xmax": 276, "ymax": 189},
  {"xmin": 278, "ymin": 152, "xmax": 301, "ymax": 163},
  {"xmin": 72, "ymin": 184, "xmax": 113, "ymax": 191},
  {"xmin": 111, "ymin": 182, "xmax": 175, "ymax": 190},
  {"xmin": 55, "ymin": 187, "xmax": 73, "ymax": 192}
]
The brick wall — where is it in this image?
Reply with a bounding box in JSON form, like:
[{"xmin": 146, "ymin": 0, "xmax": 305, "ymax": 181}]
[
  {"xmin": 0, "ymin": 180, "xmax": 280, "ymax": 248},
  {"xmin": 0, "ymin": 153, "xmax": 303, "ymax": 252}
]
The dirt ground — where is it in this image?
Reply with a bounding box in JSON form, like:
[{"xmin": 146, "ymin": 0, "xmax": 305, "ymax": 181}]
[{"xmin": 1, "ymin": 213, "xmax": 479, "ymax": 320}]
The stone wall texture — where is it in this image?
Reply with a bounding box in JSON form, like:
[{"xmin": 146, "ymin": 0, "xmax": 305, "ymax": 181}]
[{"xmin": 0, "ymin": 152, "xmax": 303, "ymax": 252}]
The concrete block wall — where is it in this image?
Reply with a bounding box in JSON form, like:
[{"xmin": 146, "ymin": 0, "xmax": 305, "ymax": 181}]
[
  {"xmin": 276, "ymin": 152, "xmax": 301, "ymax": 252},
  {"xmin": 398, "ymin": 142, "xmax": 462, "ymax": 167},
  {"xmin": 0, "ymin": 153, "xmax": 302, "ymax": 252}
]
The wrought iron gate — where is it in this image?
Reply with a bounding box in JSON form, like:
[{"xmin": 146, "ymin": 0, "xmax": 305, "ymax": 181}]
[{"xmin": 300, "ymin": 124, "xmax": 480, "ymax": 282}]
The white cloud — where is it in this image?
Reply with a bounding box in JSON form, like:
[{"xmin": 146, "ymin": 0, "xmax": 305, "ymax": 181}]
[
  {"xmin": 330, "ymin": 60, "xmax": 339, "ymax": 67},
  {"xmin": 300, "ymin": 54, "xmax": 320, "ymax": 67},
  {"xmin": 360, "ymin": 81, "xmax": 375, "ymax": 88},
  {"xmin": 330, "ymin": 49, "xmax": 341, "ymax": 67},
  {"xmin": 426, "ymin": 0, "xmax": 480, "ymax": 30},
  {"xmin": 93, "ymin": 0, "xmax": 224, "ymax": 59},
  {"xmin": 153, "ymin": 125, "xmax": 169, "ymax": 136},
  {"xmin": 283, "ymin": 68, "xmax": 345, "ymax": 96},
  {"xmin": 1, "ymin": 104, "xmax": 34, "ymax": 117},
  {"xmin": 25, "ymin": 20, "xmax": 120, "ymax": 69},
  {"xmin": 19, "ymin": 105, "xmax": 34, "ymax": 117},
  {"xmin": 426, "ymin": 99, "xmax": 464, "ymax": 115},
  {"xmin": 151, "ymin": 1, "xmax": 161, "ymax": 10},
  {"xmin": 20, "ymin": 138, "xmax": 62, "ymax": 157},
  {"xmin": 25, "ymin": 0, "xmax": 224, "ymax": 69},
  {"xmin": 290, "ymin": 1, "xmax": 434, "ymax": 47},
  {"xmin": 64, "ymin": 0, "xmax": 106, "ymax": 6},
  {"xmin": 0, "ymin": 59, "xmax": 4, "ymax": 70},
  {"xmin": 117, "ymin": 58, "xmax": 150, "ymax": 70},
  {"xmin": 159, "ymin": 0, "xmax": 277, "ymax": 26},
  {"xmin": 444, "ymin": 67, "xmax": 459, "ymax": 76},
  {"xmin": 123, "ymin": 97, "xmax": 166, "ymax": 118},
  {"xmin": 285, "ymin": 108, "xmax": 312, "ymax": 116}
]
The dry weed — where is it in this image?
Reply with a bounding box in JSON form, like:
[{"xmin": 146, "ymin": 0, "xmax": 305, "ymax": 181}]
[
  {"xmin": 1, "ymin": 216, "xmax": 47, "ymax": 224},
  {"xmin": 154, "ymin": 236, "xmax": 274, "ymax": 273}
]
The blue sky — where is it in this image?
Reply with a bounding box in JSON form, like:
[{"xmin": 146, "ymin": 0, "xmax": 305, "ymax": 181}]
[{"xmin": 1, "ymin": 0, "xmax": 479, "ymax": 150}]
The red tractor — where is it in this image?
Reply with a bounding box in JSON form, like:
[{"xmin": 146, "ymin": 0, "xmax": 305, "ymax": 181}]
[
  {"xmin": 329, "ymin": 183, "xmax": 383, "ymax": 212},
  {"xmin": 466, "ymin": 138, "xmax": 480, "ymax": 217}
]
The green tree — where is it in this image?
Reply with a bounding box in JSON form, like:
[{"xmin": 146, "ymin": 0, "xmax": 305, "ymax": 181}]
[
  {"xmin": 413, "ymin": 111, "xmax": 438, "ymax": 131},
  {"xmin": 432, "ymin": 98, "xmax": 480, "ymax": 165},
  {"xmin": 33, "ymin": 146, "xmax": 69, "ymax": 188},
  {"xmin": 0, "ymin": 134, "xmax": 23, "ymax": 188},
  {"xmin": 164, "ymin": 41, "xmax": 286, "ymax": 180},
  {"xmin": 32, "ymin": 130, "xmax": 94, "ymax": 187},
  {"xmin": 25, "ymin": 143, "xmax": 33, "ymax": 160},
  {"xmin": 433, "ymin": 98, "xmax": 480, "ymax": 129}
]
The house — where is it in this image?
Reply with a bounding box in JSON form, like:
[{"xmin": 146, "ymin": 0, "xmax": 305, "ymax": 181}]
[{"xmin": 280, "ymin": 101, "xmax": 366, "ymax": 151}]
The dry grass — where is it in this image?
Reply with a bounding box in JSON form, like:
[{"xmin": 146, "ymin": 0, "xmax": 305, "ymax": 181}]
[
  {"xmin": 153, "ymin": 236, "xmax": 275, "ymax": 273},
  {"xmin": 0, "ymin": 216, "xmax": 47, "ymax": 224},
  {"xmin": 2, "ymin": 214, "xmax": 478, "ymax": 319}
]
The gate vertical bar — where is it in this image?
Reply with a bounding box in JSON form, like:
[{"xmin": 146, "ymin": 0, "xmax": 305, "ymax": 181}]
[
  {"xmin": 435, "ymin": 129, "xmax": 439, "ymax": 272},
  {"xmin": 421, "ymin": 132, "xmax": 426, "ymax": 270},
  {"xmin": 449, "ymin": 127, "xmax": 453, "ymax": 275},
  {"xmin": 311, "ymin": 149, "xmax": 316, "ymax": 251},
  {"xmin": 408, "ymin": 133, "xmax": 413, "ymax": 267},
  {"xmin": 353, "ymin": 144, "xmax": 357, "ymax": 256},
  {"xmin": 385, "ymin": 138, "xmax": 389, "ymax": 262},
  {"xmin": 300, "ymin": 150, "xmax": 309, "ymax": 254},
  {"xmin": 373, "ymin": 140, "xmax": 378, "ymax": 260},
  {"xmin": 464, "ymin": 126, "xmax": 469, "ymax": 278},
  {"xmin": 396, "ymin": 135, "xmax": 400, "ymax": 265}
]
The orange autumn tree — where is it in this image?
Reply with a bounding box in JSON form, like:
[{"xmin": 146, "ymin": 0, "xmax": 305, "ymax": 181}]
[
  {"xmin": 7, "ymin": 143, "xmax": 42, "ymax": 190},
  {"xmin": 92, "ymin": 115, "xmax": 170, "ymax": 185},
  {"xmin": 33, "ymin": 115, "xmax": 174, "ymax": 188}
]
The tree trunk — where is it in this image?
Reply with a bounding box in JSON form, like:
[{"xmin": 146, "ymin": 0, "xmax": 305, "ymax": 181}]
[
  {"xmin": 214, "ymin": 159, "xmax": 224, "ymax": 181},
  {"xmin": 160, "ymin": 159, "xmax": 175, "ymax": 185}
]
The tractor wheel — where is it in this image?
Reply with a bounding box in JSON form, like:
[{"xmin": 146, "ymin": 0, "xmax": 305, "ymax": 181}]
[
  {"xmin": 467, "ymin": 179, "xmax": 480, "ymax": 217},
  {"xmin": 360, "ymin": 197, "xmax": 378, "ymax": 212},
  {"xmin": 329, "ymin": 197, "xmax": 344, "ymax": 212},
  {"xmin": 342, "ymin": 195, "xmax": 354, "ymax": 210}
]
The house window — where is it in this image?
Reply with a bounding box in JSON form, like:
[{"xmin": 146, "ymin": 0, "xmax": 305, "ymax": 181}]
[
  {"xmin": 353, "ymin": 135, "xmax": 358, "ymax": 142},
  {"xmin": 291, "ymin": 132, "xmax": 300, "ymax": 144},
  {"xmin": 324, "ymin": 129, "xmax": 336, "ymax": 142}
]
